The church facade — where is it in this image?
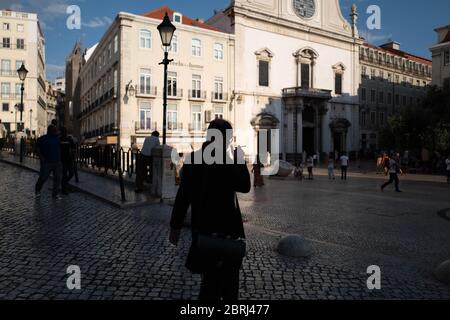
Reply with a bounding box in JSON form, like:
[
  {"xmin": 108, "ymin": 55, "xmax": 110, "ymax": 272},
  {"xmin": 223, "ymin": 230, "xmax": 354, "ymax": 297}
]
[{"xmin": 208, "ymin": 0, "xmax": 363, "ymax": 161}]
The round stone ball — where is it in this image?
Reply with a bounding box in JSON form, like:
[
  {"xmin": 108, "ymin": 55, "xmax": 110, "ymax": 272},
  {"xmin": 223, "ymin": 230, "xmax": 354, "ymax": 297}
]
[{"xmin": 277, "ymin": 235, "xmax": 313, "ymax": 258}]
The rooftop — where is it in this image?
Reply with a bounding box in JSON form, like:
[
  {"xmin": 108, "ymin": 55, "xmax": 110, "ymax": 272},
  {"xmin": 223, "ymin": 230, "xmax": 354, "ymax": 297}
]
[
  {"xmin": 363, "ymin": 42, "xmax": 432, "ymax": 65},
  {"xmin": 141, "ymin": 6, "xmax": 225, "ymax": 33}
]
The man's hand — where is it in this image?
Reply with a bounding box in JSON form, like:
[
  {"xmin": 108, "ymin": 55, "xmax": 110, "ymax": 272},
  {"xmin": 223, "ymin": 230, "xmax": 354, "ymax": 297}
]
[{"xmin": 169, "ymin": 228, "xmax": 181, "ymax": 246}]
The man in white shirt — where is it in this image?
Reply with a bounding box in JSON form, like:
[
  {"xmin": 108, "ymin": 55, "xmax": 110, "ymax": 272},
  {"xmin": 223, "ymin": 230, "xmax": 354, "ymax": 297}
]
[
  {"xmin": 135, "ymin": 131, "xmax": 161, "ymax": 193},
  {"xmin": 340, "ymin": 153, "xmax": 349, "ymax": 180},
  {"xmin": 381, "ymin": 155, "xmax": 402, "ymax": 192}
]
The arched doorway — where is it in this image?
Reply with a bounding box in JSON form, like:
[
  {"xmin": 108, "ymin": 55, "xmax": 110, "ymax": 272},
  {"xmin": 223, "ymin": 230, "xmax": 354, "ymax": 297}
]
[
  {"xmin": 329, "ymin": 118, "xmax": 351, "ymax": 155},
  {"xmin": 251, "ymin": 112, "xmax": 280, "ymax": 164}
]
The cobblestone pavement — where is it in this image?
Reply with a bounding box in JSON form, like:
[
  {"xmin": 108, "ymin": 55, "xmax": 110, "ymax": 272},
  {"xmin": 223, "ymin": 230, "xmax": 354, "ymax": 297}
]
[{"xmin": 0, "ymin": 162, "xmax": 449, "ymax": 300}]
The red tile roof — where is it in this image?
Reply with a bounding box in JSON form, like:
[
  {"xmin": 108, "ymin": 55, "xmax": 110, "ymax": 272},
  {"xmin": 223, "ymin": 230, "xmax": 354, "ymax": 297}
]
[
  {"xmin": 364, "ymin": 43, "xmax": 432, "ymax": 65},
  {"xmin": 141, "ymin": 6, "xmax": 224, "ymax": 33}
]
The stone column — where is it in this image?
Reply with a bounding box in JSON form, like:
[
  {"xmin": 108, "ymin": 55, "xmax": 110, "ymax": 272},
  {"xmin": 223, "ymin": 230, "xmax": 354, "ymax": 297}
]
[
  {"xmin": 151, "ymin": 145, "xmax": 177, "ymax": 200},
  {"xmin": 297, "ymin": 104, "xmax": 303, "ymax": 154},
  {"xmin": 314, "ymin": 107, "xmax": 320, "ymax": 156}
]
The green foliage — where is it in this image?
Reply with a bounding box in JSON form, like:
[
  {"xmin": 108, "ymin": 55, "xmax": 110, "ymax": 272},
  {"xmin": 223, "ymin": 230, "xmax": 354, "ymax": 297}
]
[{"xmin": 379, "ymin": 86, "xmax": 450, "ymax": 154}]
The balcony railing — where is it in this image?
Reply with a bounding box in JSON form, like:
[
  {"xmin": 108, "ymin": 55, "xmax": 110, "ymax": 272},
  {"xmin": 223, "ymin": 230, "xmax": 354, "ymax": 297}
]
[
  {"xmin": 135, "ymin": 121, "xmax": 157, "ymax": 133},
  {"xmin": 282, "ymin": 87, "xmax": 332, "ymax": 100},
  {"xmin": 167, "ymin": 88, "xmax": 183, "ymax": 99},
  {"xmin": 188, "ymin": 90, "xmax": 207, "ymax": 101},
  {"xmin": 0, "ymin": 69, "xmax": 18, "ymax": 76},
  {"xmin": 167, "ymin": 122, "xmax": 183, "ymax": 131},
  {"xmin": 211, "ymin": 92, "xmax": 228, "ymax": 102},
  {"xmin": 136, "ymin": 86, "xmax": 157, "ymax": 97},
  {"xmin": 188, "ymin": 123, "xmax": 206, "ymax": 132}
]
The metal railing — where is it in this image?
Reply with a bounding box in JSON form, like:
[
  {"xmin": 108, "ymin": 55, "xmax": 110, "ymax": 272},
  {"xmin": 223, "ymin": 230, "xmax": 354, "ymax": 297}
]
[{"xmin": 188, "ymin": 90, "xmax": 207, "ymax": 100}]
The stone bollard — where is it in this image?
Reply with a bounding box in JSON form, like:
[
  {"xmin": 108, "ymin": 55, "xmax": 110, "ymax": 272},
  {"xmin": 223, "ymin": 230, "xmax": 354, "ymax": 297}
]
[
  {"xmin": 151, "ymin": 145, "xmax": 177, "ymax": 200},
  {"xmin": 277, "ymin": 235, "xmax": 313, "ymax": 258},
  {"xmin": 434, "ymin": 260, "xmax": 450, "ymax": 285}
]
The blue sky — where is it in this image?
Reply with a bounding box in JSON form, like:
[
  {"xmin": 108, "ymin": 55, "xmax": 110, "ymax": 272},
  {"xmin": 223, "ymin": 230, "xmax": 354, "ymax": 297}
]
[{"xmin": 2, "ymin": 0, "xmax": 449, "ymax": 80}]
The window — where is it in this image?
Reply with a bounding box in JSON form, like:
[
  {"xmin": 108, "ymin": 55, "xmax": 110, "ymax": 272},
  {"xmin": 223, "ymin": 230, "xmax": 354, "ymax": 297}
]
[
  {"xmin": 191, "ymin": 105, "xmax": 202, "ymax": 131},
  {"xmin": 167, "ymin": 105, "xmax": 178, "ymax": 130},
  {"xmin": 1, "ymin": 59, "xmax": 11, "ymax": 75},
  {"xmin": 139, "ymin": 29, "xmax": 151, "ymax": 49},
  {"xmin": 387, "ymin": 73, "xmax": 392, "ymax": 82},
  {"xmin": 113, "ymin": 69, "xmax": 118, "ymax": 95},
  {"xmin": 361, "ymin": 88, "xmax": 366, "ymax": 101},
  {"xmin": 16, "ymin": 39, "xmax": 25, "ymax": 50},
  {"xmin": 395, "ymin": 94, "xmax": 400, "ymax": 105},
  {"xmin": 379, "ymin": 70, "xmax": 384, "ymax": 80},
  {"xmin": 15, "ymin": 83, "xmax": 21, "ymax": 98},
  {"xmin": 395, "ymin": 75, "xmax": 400, "ymax": 84},
  {"xmin": 335, "ymin": 73, "xmax": 342, "ymax": 95},
  {"xmin": 139, "ymin": 102, "xmax": 152, "ymax": 130},
  {"xmin": 114, "ymin": 35, "xmax": 118, "ymax": 53},
  {"xmin": 173, "ymin": 13, "xmax": 182, "ymax": 23},
  {"xmin": 17, "ymin": 24, "xmax": 24, "ymax": 32},
  {"xmin": 370, "ymin": 112, "xmax": 376, "ymax": 125},
  {"xmin": 139, "ymin": 68, "xmax": 152, "ymax": 95},
  {"xmin": 214, "ymin": 106, "xmax": 224, "ymax": 119},
  {"xmin": 379, "ymin": 112, "xmax": 385, "ymax": 125},
  {"xmin": 259, "ymin": 60, "xmax": 270, "ymax": 87},
  {"xmin": 379, "ymin": 92, "xmax": 384, "ymax": 103},
  {"xmin": 214, "ymin": 43, "xmax": 224, "ymax": 60},
  {"xmin": 361, "ymin": 111, "xmax": 366, "ymax": 126},
  {"xmin": 167, "ymin": 72, "xmax": 177, "ymax": 96},
  {"xmin": 192, "ymin": 38, "xmax": 201, "ymax": 56},
  {"xmin": 361, "ymin": 66, "xmax": 367, "ymax": 79},
  {"xmin": 3, "ymin": 23, "xmax": 9, "ymax": 31},
  {"xmin": 108, "ymin": 43, "xmax": 112, "ymax": 59},
  {"xmin": 15, "ymin": 60, "xmax": 24, "ymax": 71},
  {"xmin": 370, "ymin": 90, "xmax": 376, "ymax": 102},
  {"xmin": 192, "ymin": 75, "xmax": 202, "ymax": 98},
  {"xmin": 2, "ymin": 38, "xmax": 10, "ymax": 48},
  {"xmin": 370, "ymin": 69, "xmax": 375, "ymax": 79},
  {"xmin": 214, "ymin": 77, "xmax": 224, "ymax": 100},
  {"xmin": 169, "ymin": 35, "xmax": 178, "ymax": 53},
  {"xmin": 2, "ymin": 103, "xmax": 9, "ymax": 112},
  {"xmin": 403, "ymin": 96, "xmax": 407, "ymax": 106},
  {"xmin": 387, "ymin": 93, "xmax": 392, "ymax": 104},
  {"xmin": 445, "ymin": 51, "xmax": 450, "ymax": 66},
  {"xmin": 1, "ymin": 82, "xmax": 10, "ymax": 99}
]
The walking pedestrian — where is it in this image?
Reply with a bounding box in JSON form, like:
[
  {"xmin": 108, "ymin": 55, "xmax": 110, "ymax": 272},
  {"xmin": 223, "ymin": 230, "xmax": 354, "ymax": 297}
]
[
  {"xmin": 327, "ymin": 155, "xmax": 335, "ymax": 180},
  {"xmin": 446, "ymin": 155, "xmax": 450, "ymax": 185},
  {"xmin": 35, "ymin": 125, "xmax": 62, "ymax": 199},
  {"xmin": 340, "ymin": 152, "xmax": 349, "ymax": 180},
  {"xmin": 306, "ymin": 155, "xmax": 314, "ymax": 180},
  {"xmin": 381, "ymin": 154, "xmax": 402, "ymax": 193},
  {"xmin": 60, "ymin": 127, "xmax": 75, "ymax": 195},
  {"xmin": 169, "ymin": 119, "xmax": 250, "ymax": 301},
  {"xmin": 135, "ymin": 131, "xmax": 160, "ymax": 193},
  {"xmin": 252, "ymin": 156, "xmax": 264, "ymax": 188}
]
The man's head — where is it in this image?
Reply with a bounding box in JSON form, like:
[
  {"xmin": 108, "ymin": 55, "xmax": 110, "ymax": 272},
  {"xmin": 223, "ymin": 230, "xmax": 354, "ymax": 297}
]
[
  {"xmin": 47, "ymin": 125, "xmax": 58, "ymax": 136},
  {"xmin": 151, "ymin": 131, "xmax": 160, "ymax": 137},
  {"xmin": 51, "ymin": 119, "xmax": 57, "ymax": 127},
  {"xmin": 207, "ymin": 118, "xmax": 233, "ymax": 147}
]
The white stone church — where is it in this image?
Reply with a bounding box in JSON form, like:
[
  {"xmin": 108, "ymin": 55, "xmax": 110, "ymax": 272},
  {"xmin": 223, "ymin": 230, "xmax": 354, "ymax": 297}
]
[{"xmin": 208, "ymin": 0, "xmax": 363, "ymax": 162}]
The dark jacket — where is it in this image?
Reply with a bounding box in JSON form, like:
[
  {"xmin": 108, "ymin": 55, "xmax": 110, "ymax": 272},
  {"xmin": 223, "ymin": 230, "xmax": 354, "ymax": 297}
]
[
  {"xmin": 37, "ymin": 134, "xmax": 61, "ymax": 163},
  {"xmin": 170, "ymin": 145, "xmax": 251, "ymax": 273}
]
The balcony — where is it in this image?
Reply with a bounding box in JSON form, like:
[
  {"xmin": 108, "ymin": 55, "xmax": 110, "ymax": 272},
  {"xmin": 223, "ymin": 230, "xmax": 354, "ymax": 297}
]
[
  {"xmin": 188, "ymin": 123, "xmax": 206, "ymax": 132},
  {"xmin": 136, "ymin": 86, "xmax": 157, "ymax": 98},
  {"xmin": 167, "ymin": 88, "xmax": 183, "ymax": 100},
  {"xmin": 167, "ymin": 122, "xmax": 183, "ymax": 132},
  {"xmin": 188, "ymin": 90, "xmax": 207, "ymax": 101},
  {"xmin": 0, "ymin": 69, "xmax": 17, "ymax": 77},
  {"xmin": 0, "ymin": 43, "xmax": 26, "ymax": 50},
  {"xmin": 135, "ymin": 121, "xmax": 158, "ymax": 134},
  {"xmin": 211, "ymin": 92, "xmax": 228, "ymax": 103},
  {"xmin": 0, "ymin": 93, "xmax": 26, "ymax": 100},
  {"xmin": 282, "ymin": 87, "xmax": 332, "ymax": 100}
]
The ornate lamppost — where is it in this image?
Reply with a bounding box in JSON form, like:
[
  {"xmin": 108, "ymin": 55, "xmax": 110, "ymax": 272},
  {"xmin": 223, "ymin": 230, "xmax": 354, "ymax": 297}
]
[
  {"xmin": 17, "ymin": 63, "xmax": 28, "ymax": 133},
  {"xmin": 157, "ymin": 13, "xmax": 176, "ymax": 145}
]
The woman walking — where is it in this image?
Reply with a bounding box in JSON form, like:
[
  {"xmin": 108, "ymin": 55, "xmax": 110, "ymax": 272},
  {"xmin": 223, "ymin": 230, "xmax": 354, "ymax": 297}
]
[{"xmin": 252, "ymin": 156, "xmax": 265, "ymax": 188}]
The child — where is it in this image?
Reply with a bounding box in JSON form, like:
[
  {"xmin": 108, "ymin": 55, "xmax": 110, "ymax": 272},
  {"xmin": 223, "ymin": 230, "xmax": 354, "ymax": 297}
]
[{"xmin": 327, "ymin": 156, "xmax": 335, "ymax": 180}]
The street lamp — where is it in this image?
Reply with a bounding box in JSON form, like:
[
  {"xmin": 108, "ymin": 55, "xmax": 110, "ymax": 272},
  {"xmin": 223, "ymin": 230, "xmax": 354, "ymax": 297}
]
[
  {"xmin": 157, "ymin": 12, "xmax": 176, "ymax": 145},
  {"xmin": 17, "ymin": 63, "xmax": 28, "ymax": 132}
]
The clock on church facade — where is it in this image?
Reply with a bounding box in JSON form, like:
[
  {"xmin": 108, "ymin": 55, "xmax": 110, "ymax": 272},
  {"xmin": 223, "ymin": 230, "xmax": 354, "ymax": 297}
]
[{"xmin": 293, "ymin": 0, "xmax": 316, "ymax": 19}]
